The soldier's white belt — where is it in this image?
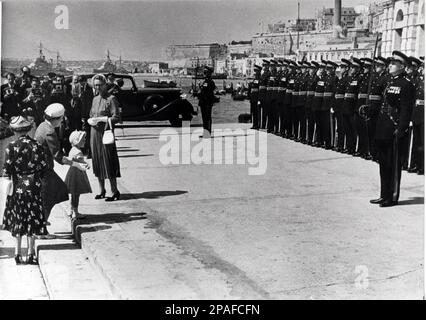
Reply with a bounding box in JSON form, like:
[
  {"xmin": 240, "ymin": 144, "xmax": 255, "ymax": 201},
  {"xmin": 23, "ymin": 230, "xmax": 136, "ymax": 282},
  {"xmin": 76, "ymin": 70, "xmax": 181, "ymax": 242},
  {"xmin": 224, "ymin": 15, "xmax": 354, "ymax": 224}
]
[
  {"xmin": 314, "ymin": 92, "xmax": 324, "ymax": 97},
  {"xmin": 251, "ymin": 88, "xmax": 259, "ymax": 92},
  {"xmin": 273, "ymin": 87, "xmax": 279, "ymax": 91},
  {"xmin": 416, "ymin": 99, "xmax": 424, "ymax": 106},
  {"xmin": 267, "ymin": 87, "xmax": 274, "ymax": 91},
  {"xmin": 345, "ymin": 93, "xmax": 356, "ymax": 98},
  {"xmin": 293, "ymin": 92, "xmax": 299, "ymax": 96},
  {"xmin": 323, "ymin": 92, "xmax": 333, "ymax": 97},
  {"xmin": 278, "ymin": 87, "xmax": 286, "ymax": 91},
  {"xmin": 307, "ymin": 91, "xmax": 315, "ymax": 95},
  {"xmin": 299, "ymin": 91, "xmax": 307, "ymax": 95},
  {"xmin": 358, "ymin": 93, "xmax": 368, "ymax": 99},
  {"xmin": 259, "ymin": 86, "xmax": 266, "ymax": 90},
  {"xmin": 286, "ymin": 89, "xmax": 294, "ymax": 93},
  {"xmin": 369, "ymin": 95, "xmax": 382, "ymax": 101},
  {"xmin": 335, "ymin": 94, "xmax": 345, "ymax": 99}
]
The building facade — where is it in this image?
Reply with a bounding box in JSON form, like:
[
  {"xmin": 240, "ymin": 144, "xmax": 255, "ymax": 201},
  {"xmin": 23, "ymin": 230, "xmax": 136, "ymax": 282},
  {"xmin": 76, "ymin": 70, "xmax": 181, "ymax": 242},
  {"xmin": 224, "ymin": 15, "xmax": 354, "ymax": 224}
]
[
  {"xmin": 316, "ymin": 7, "xmax": 358, "ymax": 31},
  {"xmin": 380, "ymin": 0, "xmax": 425, "ymax": 57},
  {"xmin": 165, "ymin": 43, "xmax": 226, "ymax": 60}
]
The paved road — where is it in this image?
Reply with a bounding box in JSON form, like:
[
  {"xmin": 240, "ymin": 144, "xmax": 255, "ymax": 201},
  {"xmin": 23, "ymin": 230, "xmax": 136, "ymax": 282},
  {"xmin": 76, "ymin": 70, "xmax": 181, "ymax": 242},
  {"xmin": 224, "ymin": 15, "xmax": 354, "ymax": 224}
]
[{"xmin": 81, "ymin": 122, "xmax": 422, "ymax": 299}]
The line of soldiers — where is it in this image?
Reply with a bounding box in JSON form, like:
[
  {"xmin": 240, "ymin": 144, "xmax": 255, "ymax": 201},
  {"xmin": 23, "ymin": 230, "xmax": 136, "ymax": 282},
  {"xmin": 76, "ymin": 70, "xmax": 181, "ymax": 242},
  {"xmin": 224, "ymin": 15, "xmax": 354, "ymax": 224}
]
[{"xmin": 248, "ymin": 54, "xmax": 424, "ymax": 178}]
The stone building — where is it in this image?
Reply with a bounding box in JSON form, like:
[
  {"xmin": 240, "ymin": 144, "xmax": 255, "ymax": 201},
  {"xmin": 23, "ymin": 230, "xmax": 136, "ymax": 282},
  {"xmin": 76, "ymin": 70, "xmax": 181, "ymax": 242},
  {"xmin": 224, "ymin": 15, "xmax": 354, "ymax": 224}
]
[
  {"xmin": 316, "ymin": 7, "xmax": 358, "ymax": 31},
  {"xmin": 165, "ymin": 43, "xmax": 226, "ymax": 60},
  {"xmin": 380, "ymin": 0, "xmax": 424, "ymax": 57}
]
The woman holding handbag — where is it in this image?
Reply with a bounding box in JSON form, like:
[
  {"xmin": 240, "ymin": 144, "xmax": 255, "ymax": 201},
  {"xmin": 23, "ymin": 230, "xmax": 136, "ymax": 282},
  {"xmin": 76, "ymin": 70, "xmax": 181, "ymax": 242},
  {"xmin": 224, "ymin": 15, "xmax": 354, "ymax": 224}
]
[
  {"xmin": 2, "ymin": 116, "xmax": 48, "ymax": 265},
  {"xmin": 87, "ymin": 74, "xmax": 121, "ymax": 201}
]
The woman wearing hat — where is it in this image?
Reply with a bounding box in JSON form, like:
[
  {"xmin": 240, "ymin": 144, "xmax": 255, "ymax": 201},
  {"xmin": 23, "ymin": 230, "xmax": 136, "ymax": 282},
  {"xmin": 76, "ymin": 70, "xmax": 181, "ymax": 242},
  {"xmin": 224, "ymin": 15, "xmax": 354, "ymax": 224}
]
[
  {"xmin": 87, "ymin": 74, "xmax": 121, "ymax": 201},
  {"xmin": 2, "ymin": 116, "xmax": 48, "ymax": 264},
  {"xmin": 34, "ymin": 103, "xmax": 86, "ymax": 234}
]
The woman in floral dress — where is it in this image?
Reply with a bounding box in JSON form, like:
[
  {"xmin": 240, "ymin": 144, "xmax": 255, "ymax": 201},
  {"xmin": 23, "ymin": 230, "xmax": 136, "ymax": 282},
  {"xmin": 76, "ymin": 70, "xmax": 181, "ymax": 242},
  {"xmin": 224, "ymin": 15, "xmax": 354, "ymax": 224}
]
[{"xmin": 2, "ymin": 116, "xmax": 47, "ymax": 265}]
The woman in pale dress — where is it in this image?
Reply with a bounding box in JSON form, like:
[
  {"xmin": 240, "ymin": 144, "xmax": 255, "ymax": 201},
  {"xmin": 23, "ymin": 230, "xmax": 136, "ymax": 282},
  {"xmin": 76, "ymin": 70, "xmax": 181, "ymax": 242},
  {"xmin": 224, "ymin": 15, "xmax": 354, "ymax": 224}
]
[{"xmin": 88, "ymin": 74, "xmax": 121, "ymax": 201}]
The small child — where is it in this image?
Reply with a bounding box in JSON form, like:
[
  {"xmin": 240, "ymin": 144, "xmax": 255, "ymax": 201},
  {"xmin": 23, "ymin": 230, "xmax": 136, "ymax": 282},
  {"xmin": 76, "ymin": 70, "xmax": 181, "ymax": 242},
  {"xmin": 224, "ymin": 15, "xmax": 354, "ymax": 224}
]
[{"xmin": 65, "ymin": 131, "xmax": 92, "ymax": 219}]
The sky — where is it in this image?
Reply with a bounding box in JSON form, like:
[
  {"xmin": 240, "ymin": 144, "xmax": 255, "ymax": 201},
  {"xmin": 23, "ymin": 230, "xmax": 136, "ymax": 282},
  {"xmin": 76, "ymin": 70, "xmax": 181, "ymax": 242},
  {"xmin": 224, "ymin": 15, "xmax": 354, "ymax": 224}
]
[{"xmin": 1, "ymin": 0, "xmax": 376, "ymax": 61}]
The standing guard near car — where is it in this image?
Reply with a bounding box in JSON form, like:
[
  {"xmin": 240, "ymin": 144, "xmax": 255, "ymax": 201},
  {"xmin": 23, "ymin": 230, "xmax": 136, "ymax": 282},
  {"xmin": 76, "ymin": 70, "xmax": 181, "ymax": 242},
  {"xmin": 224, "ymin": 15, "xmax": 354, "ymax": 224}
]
[
  {"xmin": 249, "ymin": 65, "xmax": 262, "ymax": 130},
  {"xmin": 371, "ymin": 51, "xmax": 415, "ymax": 208},
  {"xmin": 195, "ymin": 66, "xmax": 217, "ymax": 137}
]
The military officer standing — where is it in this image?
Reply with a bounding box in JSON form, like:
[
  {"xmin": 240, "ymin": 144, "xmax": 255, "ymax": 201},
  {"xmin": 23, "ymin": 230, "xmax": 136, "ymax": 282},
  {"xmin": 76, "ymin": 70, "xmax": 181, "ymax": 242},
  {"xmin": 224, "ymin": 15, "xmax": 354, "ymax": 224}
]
[
  {"xmin": 296, "ymin": 61, "xmax": 310, "ymax": 143},
  {"xmin": 368, "ymin": 57, "xmax": 389, "ymax": 161},
  {"xmin": 259, "ymin": 60, "xmax": 270, "ymax": 130},
  {"xmin": 249, "ymin": 65, "xmax": 262, "ymax": 130},
  {"xmin": 305, "ymin": 61, "xmax": 319, "ymax": 145},
  {"xmin": 267, "ymin": 60, "xmax": 279, "ymax": 133},
  {"xmin": 291, "ymin": 62, "xmax": 303, "ymax": 139},
  {"xmin": 342, "ymin": 58, "xmax": 363, "ymax": 155},
  {"xmin": 195, "ymin": 66, "xmax": 217, "ymax": 137},
  {"xmin": 320, "ymin": 61, "xmax": 337, "ymax": 149},
  {"xmin": 277, "ymin": 60, "xmax": 288, "ymax": 136},
  {"xmin": 283, "ymin": 61, "xmax": 297, "ymax": 138},
  {"xmin": 311, "ymin": 61, "xmax": 326, "ymax": 146},
  {"xmin": 408, "ymin": 57, "xmax": 424, "ymax": 174},
  {"xmin": 333, "ymin": 59, "xmax": 351, "ymax": 152},
  {"xmin": 371, "ymin": 51, "xmax": 415, "ymax": 207}
]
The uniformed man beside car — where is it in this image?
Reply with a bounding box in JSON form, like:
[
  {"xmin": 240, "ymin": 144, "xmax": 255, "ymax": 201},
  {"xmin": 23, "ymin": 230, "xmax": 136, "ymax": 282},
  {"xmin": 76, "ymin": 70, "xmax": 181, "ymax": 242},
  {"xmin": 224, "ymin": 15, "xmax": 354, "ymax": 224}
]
[
  {"xmin": 370, "ymin": 51, "xmax": 415, "ymax": 207},
  {"xmin": 249, "ymin": 65, "xmax": 262, "ymax": 130},
  {"xmin": 195, "ymin": 66, "xmax": 217, "ymax": 137}
]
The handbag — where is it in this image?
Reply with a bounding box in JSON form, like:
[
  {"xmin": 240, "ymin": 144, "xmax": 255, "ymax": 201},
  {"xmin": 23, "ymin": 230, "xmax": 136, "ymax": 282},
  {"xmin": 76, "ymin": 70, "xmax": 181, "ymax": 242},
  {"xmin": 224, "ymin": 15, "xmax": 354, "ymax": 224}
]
[{"xmin": 102, "ymin": 118, "xmax": 115, "ymax": 145}]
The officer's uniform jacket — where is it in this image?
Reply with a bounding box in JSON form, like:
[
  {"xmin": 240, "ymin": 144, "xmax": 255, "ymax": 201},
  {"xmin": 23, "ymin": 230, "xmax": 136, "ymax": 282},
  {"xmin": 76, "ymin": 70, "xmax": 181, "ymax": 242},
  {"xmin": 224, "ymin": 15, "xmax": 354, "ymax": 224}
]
[
  {"xmin": 296, "ymin": 71, "xmax": 309, "ymax": 107},
  {"xmin": 291, "ymin": 71, "xmax": 302, "ymax": 108},
  {"xmin": 334, "ymin": 72, "xmax": 349, "ymax": 113},
  {"xmin": 248, "ymin": 75, "xmax": 260, "ymax": 105},
  {"xmin": 197, "ymin": 77, "xmax": 217, "ymax": 107},
  {"xmin": 356, "ymin": 72, "xmax": 371, "ymax": 113},
  {"xmin": 305, "ymin": 72, "xmax": 318, "ymax": 110},
  {"xmin": 321, "ymin": 73, "xmax": 337, "ymax": 111},
  {"xmin": 342, "ymin": 72, "xmax": 362, "ymax": 115},
  {"xmin": 284, "ymin": 70, "xmax": 296, "ymax": 106},
  {"xmin": 374, "ymin": 72, "xmax": 415, "ymax": 141},
  {"xmin": 258, "ymin": 71, "xmax": 270, "ymax": 108},
  {"xmin": 412, "ymin": 72, "xmax": 424, "ymax": 125},
  {"xmin": 369, "ymin": 71, "xmax": 388, "ymax": 112},
  {"xmin": 312, "ymin": 73, "xmax": 325, "ymax": 112},
  {"xmin": 277, "ymin": 70, "xmax": 287, "ymax": 105}
]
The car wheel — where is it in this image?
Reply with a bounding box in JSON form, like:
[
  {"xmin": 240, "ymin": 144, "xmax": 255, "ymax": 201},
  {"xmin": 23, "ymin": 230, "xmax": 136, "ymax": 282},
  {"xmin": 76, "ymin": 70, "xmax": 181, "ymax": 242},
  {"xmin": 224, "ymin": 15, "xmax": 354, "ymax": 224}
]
[{"xmin": 143, "ymin": 95, "xmax": 165, "ymax": 113}]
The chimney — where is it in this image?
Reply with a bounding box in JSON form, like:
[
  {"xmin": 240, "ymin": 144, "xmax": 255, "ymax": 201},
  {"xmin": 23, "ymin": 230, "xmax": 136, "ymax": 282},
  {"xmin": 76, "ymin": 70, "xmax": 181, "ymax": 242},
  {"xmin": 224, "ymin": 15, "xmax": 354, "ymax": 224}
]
[{"xmin": 333, "ymin": 0, "xmax": 342, "ymax": 38}]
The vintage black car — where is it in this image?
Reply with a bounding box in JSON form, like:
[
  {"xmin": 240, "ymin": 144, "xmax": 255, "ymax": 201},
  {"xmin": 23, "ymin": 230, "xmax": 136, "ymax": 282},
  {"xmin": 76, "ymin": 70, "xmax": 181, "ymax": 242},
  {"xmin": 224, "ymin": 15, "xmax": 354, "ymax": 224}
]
[{"xmin": 66, "ymin": 73, "xmax": 196, "ymax": 126}]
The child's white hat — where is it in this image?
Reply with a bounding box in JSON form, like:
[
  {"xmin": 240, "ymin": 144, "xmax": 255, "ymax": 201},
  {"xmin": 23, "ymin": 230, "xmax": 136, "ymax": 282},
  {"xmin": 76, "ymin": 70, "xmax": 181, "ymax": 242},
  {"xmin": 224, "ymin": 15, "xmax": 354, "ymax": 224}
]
[{"xmin": 69, "ymin": 130, "xmax": 86, "ymax": 146}]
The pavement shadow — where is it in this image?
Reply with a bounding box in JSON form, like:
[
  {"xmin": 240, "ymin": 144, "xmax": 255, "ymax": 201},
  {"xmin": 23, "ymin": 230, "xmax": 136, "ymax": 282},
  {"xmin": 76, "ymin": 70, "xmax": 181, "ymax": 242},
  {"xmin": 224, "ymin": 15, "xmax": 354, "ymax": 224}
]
[
  {"xmin": 37, "ymin": 243, "xmax": 79, "ymax": 251},
  {"xmin": 398, "ymin": 197, "xmax": 424, "ymax": 206},
  {"xmin": 119, "ymin": 190, "xmax": 188, "ymax": 200},
  {"xmin": 0, "ymin": 247, "xmax": 15, "ymax": 259},
  {"xmin": 75, "ymin": 212, "xmax": 147, "ymax": 225},
  {"xmin": 116, "ymin": 149, "xmax": 140, "ymax": 152}
]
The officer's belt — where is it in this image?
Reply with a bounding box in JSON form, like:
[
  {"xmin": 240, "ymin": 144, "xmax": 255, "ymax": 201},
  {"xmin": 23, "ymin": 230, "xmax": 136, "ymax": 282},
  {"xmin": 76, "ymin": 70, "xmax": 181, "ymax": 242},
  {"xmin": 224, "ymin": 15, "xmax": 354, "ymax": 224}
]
[
  {"xmin": 267, "ymin": 87, "xmax": 274, "ymax": 91},
  {"xmin": 416, "ymin": 99, "xmax": 424, "ymax": 106},
  {"xmin": 335, "ymin": 94, "xmax": 345, "ymax": 99},
  {"xmin": 251, "ymin": 88, "xmax": 259, "ymax": 92},
  {"xmin": 307, "ymin": 91, "xmax": 315, "ymax": 95},
  {"xmin": 369, "ymin": 95, "xmax": 382, "ymax": 101},
  {"xmin": 278, "ymin": 87, "xmax": 286, "ymax": 91},
  {"xmin": 344, "ymin": 93, "xmax": 356, "ymax": 99},
  {"xmin": 299, "ymin": 91, "xmax": 307, "ymax": 95},
  {"xmin": 314, "ymin": 92, "xmax": 324, "ymax": 97},
  {"xmin": 286, "ymin": 89, "xmax": 294, "ymax": 93},
  {"xmin": 358, "ymin": 93, "xmax": 368, "ymax": 99},
  {"xmin": 259, "ymin": 86, "xmax": 266, "ymax": 90},
  {"xmin": 323, "ymin": 92, "xmax": 333, "ymax": 97},
  {"xmin": 273, "ymin": 87, "xmax": 279, "ymax": 91},
  {"xmin": 293, "ymin": 92, "xmax": 299, "ymax": 96}
]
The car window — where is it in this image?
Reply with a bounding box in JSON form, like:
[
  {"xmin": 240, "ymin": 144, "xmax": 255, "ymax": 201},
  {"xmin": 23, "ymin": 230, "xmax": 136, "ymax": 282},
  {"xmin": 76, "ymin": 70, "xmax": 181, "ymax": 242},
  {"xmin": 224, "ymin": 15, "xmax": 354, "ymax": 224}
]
[{"xmin": 118, "ymin": 78, "xmax": 134, "ymax": 90}]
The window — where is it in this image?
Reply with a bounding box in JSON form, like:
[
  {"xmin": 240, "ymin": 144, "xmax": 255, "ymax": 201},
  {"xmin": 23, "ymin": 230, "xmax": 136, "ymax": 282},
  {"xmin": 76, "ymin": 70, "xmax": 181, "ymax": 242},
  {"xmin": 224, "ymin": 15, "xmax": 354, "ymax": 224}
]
[{"xmin": 396, "ymin": 9, "xmax": 404, "ymax": 22}]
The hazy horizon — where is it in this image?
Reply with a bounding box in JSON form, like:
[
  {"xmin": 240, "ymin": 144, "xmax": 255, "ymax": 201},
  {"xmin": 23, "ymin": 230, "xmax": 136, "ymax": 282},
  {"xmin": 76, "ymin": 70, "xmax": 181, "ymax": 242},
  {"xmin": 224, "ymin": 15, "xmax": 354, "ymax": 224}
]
[{"xmin": 1, "ymin": 0, "xmax": 376, "ymax": 61}]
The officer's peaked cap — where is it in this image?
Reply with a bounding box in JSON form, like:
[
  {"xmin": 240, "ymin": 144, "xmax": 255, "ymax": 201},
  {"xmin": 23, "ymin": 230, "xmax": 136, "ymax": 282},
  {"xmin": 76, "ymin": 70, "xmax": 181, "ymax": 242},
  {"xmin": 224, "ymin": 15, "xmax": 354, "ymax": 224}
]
[
  {"xmin": 303, "ymin": 61, "xmax": 311, "ymax": 67},
  {"xmin": 374, "ymin": 56, "xmax": 387, "ymax": 66},
  {"xmin": 351, "ymin": 57, "xmax": 363, "ymax": 67},
  {"xmin": 327, "ymin": 61, "xmax": 338, "ymax": 68},
  {"xmin": 254, "ymin": 64, "xmax": 262, "ymax": 70},
  {"xmin": 310, "ymin": 61, "xmax": 320, "ymax": 68},
  {"xmin": 408, "ymin": 56, "xmax": 421, "ymax": 67},
  {"xmin": 340, "ymin": 58, "xmax": 352, "ymax": 67},
  {"xmin": 262, "ymin": 59, "xmax": 270, "ymax": 65},
  {"xmin": 390, "ymin": 51, "xmax": 409, "ymax": 65},
  {"xmin": 360, "ymin": 58, "xmax": 374, "ymax": 66}
]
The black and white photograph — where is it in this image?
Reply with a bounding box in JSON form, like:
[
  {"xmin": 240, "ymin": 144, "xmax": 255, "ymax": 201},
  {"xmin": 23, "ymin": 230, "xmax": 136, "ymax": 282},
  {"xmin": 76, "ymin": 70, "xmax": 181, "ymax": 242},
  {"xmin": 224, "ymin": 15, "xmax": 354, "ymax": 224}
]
[{"xmin": 0, "ymin": 0, "xmax": 424, "ymax": 303}]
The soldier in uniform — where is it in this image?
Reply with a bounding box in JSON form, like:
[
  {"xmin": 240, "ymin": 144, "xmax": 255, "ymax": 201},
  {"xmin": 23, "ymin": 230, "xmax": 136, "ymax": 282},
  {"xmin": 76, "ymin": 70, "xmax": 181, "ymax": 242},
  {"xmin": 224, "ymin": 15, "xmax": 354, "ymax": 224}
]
[
  {"xmin": 277, "ymin": 60, "xmax": 287, "ymax": 136},
  {"xmin": 295, "ymin": 61, "xmax": 310, "ymax": 143},
  {"xmin": 290, "ymin": 62, "xmax": 303, "ymax": 139},
  {"xmin": 320, "ymin": 61, "xmax": 337, "ymax": 149},
  {"xmin": 267, "ymin": 60, "xmax": 279, "ymax": 133},
  {"xmin": 258, "ymin": 60, "xmax": 270, "ymax": 130},
  {"xmin": 342, "ymin": 57, "xmax": 363, "ymax": 155},
  {"xmin": 0, "ymin": 73, "xmax": 21, "ymax": 121},
  {"xmin": 408, "ymin": 57, "xmax": 424, "ymax": 174},
  {"xmin": 355, "ymin": 58, "xmax": 374, "ymax": 159},
  {"xmin": 368, "ymin": 56, "xmax": 389, "ymax": 161},
  {"xmin": 305, "ymin": 61, "xmax": 319, "ymax": 145},
  {"xmin": 249, "ymin": 65, "xmax": 262, "ymax": 130},
  {"xmin": 311, "ymin": 61, "xmax": 326, "ymax": 146},
  {"xmin": 370, "ymin": 51, "xmax": 415, "ymax": 207},
  {"xmin": 333, "ymin": 59, "xmax": 351, "ymax": 152},
  {"xmin": 283, "ymin": 60, "xmax": 297, "ymax": 138},
  {"xmin": 195, "ymin": 66, "xmax": 217, "ymax": 137}
]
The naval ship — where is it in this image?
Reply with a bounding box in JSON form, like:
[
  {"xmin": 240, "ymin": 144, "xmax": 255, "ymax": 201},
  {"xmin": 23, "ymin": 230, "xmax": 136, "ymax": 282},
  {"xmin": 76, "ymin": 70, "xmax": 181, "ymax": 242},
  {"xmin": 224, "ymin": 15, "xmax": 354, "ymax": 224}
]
[
  {"xmin": 93, "ymin": 50, "xmax": 128, "ymax": 74},
  {"xmin": 27, "ymin": 42, "xmax": 73, "ymax": 76}
]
